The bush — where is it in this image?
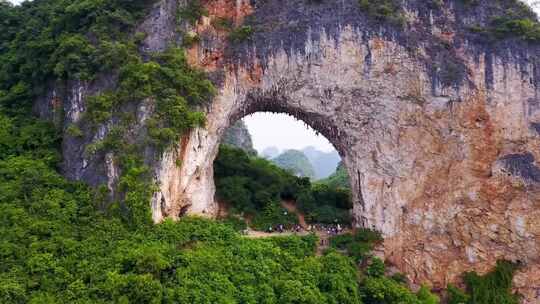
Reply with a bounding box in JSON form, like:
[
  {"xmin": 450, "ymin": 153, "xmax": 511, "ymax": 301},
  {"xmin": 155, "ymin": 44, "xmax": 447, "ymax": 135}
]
[
  {"xmin": 357, "ymin": 0, "xmax": 406, "ymax": 27},
  {"xmin": 448, "ymin": 260, "xmax": 520, "ymax": 304},
  {"xmin": 367, "ymin": 257, "xmax": 386, "ymax": 277},
  {"xmin": 330, "ymin": 229, "xmax": 383, "ymax": 262},
  {"xmin": 214, "ymin": 145, "xmax": 307, "ymax": 216},
  {"xmin": 297, "ymin": 183, "xmax": 352, "ymax": 225},
  {"xmin": 464, "ymin": 0, "xmax": 540, "ymax": 42},
  {"xmin": 220, "ymin": 215, "xmax": 248, "ymax": 232},
  {"xmin": 251, "ymin": 201, "xmax": 299, "ymax": 231},
  {"xmin": 229, "ymin": 26, "xmax": 254, "ymax": 43},
  {"xmin": 447, "ymin": 284, "xmax": 470, "ymax": 304},
  {"xmin": 178, "ymin": 0, "xmax": 208, "ymax": 25}
]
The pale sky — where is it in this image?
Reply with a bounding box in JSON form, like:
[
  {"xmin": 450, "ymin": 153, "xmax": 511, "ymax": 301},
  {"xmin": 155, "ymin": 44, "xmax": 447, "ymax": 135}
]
[{"xmin": 243, "ymin": 113, "xmax": 335, "ymax": 154}]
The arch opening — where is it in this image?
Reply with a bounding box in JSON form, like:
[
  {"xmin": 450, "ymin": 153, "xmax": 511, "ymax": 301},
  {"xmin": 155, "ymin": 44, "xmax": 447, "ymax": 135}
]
[{"xmin": 213, "ymin": 111, "xmax": 355, "ymax": 234}]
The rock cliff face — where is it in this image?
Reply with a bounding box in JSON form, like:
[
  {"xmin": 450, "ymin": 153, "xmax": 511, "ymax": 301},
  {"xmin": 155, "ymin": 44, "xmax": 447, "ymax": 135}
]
[
  {"xmin": 272, "ymin": 149, "xmax": 317, "ymax": 179},
  {"xmin": 37, "ymin": 0, "xmax": 540, "ymax": 301},
  {"xmin": 222, "ymin": 120, "xmax": 257, "ymax": 154}
]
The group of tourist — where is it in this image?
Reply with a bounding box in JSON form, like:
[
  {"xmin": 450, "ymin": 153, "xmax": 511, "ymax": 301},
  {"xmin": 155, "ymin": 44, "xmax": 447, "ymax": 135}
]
[
  {"xmin": 309, "ymin": 223, "xmax": 345, "ymax": 236},
  {"xmin": 263, "ymin": 222, "xmax": 346, "ymax": 235}
]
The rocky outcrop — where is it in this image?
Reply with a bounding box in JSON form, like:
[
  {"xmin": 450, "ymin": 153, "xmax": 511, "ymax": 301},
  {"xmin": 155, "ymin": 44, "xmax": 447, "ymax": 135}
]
[
  {"xmin": 272, "ymin": 149, "xmax": 316, "ymax": 179},
  {"xmin": 302, "ymin": 146, "xmax": 341, "ymax": 180},
  {"xmin": 222, "ymin": 120, "xmax": 257, "ymax": 154},
  {"xmin": 37, "ymin": 0, "xmax": 540, "ymax": 302}
]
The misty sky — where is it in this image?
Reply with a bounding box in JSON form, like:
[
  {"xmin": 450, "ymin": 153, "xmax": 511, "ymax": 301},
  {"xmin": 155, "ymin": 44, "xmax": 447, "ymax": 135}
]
[{"xmin": 243, "ymin": 113, "xmax": 335, "ymax": 153}]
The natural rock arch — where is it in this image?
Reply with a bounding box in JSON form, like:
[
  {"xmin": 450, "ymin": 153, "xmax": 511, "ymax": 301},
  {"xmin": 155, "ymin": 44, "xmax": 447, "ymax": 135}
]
[
  {"xmin": 144, "ymin": 1, "xmax": 540, "ymax": 298},
  {"xmin": 47, "ymin": 0, "xmax": 540, "ymax": 301}
]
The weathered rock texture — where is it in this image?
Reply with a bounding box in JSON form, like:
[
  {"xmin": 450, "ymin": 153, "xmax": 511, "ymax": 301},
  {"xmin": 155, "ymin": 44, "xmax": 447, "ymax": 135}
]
[
  {"xmin": 38, "ymin": 0, "xmax": 540, "ymax": 302},
  {"xmin": 222, "ymin": 120, "xmax": 257, "ymax": 154}
]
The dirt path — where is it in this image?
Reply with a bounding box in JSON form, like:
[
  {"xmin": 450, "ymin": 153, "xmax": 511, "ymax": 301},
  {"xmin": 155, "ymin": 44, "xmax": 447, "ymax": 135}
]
[
  {"xmin": 244, "ymin": 229, "xmax": 309, "ymax": 238},
  {"xmin": 237, "ymin": 200, "xmax": 348, "ymax": 255},
  {"xmin": 281, "ymin": 200, "xmax": 308, "ymax": 228}
]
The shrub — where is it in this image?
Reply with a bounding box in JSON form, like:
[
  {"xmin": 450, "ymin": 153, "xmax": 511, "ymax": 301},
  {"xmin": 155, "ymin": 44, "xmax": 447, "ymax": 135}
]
[
  {"xmin": 330, "ymin": 229, "xmax": 383, "ymax": 262},
  {"xmin": 229, "ymin": 26, "xmax": 254, "ymax": 43},
  {"xmin": 357, "ymin": 0, "xmax": 406, "ymax": 27},
  {"xmin": 220, "ymin": 215, "xmax": 248, "ymax": 232},
  {"xmin": 297, "ymin": 183, "xmax": 352, "ymax": 225},
  {"xmin": 462, "ymin": 260, "xmax": 520, "ymax": 304},
  {"xmin": 367, "ymin": 257, "xmax": 386, "ymax": 277},
  {"xmin": 178, "ymin": 0, "xmax": 208, "ymax": 25},
  {"xmin": 447, "ymin": 284, "xmax": 470, "ymax": 304},
  {"xmin": 65, "ymin": 124, "xmax": 84, "ymax": 138},
  {"xmin": 251, "ymin": 201, "xmax": 299, "ymax": 231}
]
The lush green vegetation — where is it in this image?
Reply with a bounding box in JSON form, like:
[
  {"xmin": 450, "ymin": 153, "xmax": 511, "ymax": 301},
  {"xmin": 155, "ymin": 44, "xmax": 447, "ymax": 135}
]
[
  {"xmin": 0, "ymin": 112, "xmax": 438, "ymax": 304},
  {"xmin": 463, "ymin": 0, "xmax": 540, "ymax": 42},
  {"xmin": 0, "ymin": 0, "xmax": 155, "ymax": 110},
  {"xmin": 86, "ymin": 46, "xmax": 214, "ymax": 149},
  {"xmin": 448, "ymin": 260, "xmax": 520, "ymax": 304},
  {"xmin": 214, "ymin": 145, "xmax": 306, "ymax": 215},
  {"xmin": 319, "ymin": 161, "xmax": 351, "ymax": 189},
  {"xmin": 357, "ymin": 0, "xmax": 406, "ymax": 27},
  {"xmin": 0, "ymin": 149, "xmax": 359, "ymax": 303},
  {"xmin": 0, "ymin": 0, "xmax": 216, "ymax": 227},
  {"xmin": 214, "ymin": 145, "xmax": 353, "ymax": 227},
  {"xmin": 297, "ymin": 183, "xmax": 352, "ymax": 224},
  {"xmin": 329, "ymin": 229, "xmax": 383, "ymax": 263}
]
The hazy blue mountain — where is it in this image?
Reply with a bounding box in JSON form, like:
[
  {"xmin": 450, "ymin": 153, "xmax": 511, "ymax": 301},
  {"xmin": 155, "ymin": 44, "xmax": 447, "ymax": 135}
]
[
  {"xmin": 272, "ymin": 150, "xmax": 316, "ymax": 179},
  {"xmin": 302, "ymin": 146, "xmax": 340, "ymax": 179},
  {"xmin": 261, "ymin": 146, "xmax": 280, "ymax": 159}
]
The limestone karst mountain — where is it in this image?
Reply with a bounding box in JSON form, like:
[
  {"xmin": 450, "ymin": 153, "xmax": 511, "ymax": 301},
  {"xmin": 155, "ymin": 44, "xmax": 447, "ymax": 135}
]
[
  {"xmin": 301, "ymin": 146, "xmax": 341, "ymax": 179},
  {"xmin": 271, "ymin": 149, "xmax": 317, "ymax": 179},
  {"xmin": 261, "ymin": 146, "xmax": 280, "ymax": 159},
  {"xmin": 222, "ymin": 120, "xmax": 257, "ymax": 155},
  {"xmin": 8, "ymin": 0, "xmax": 540, "ymax": 301}
]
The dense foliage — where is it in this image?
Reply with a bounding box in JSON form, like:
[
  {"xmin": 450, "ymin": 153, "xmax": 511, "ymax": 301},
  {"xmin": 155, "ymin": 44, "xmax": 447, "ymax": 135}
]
[
  {"xmin": 447, "ymin": 260, "xmax": 520, "ymax": 304},
  {"xmin": 0, "ymin": 113, "xmax": 434, "ymax": 304},
  {"xmin": 0, "ymin": 0, "xmax": 216, "ymax": 226},
  {"xmin": 297, "ymin": 183, "xmax": 352, "ymax": 224},
  {"xmin": 465, "ymin": 0, "xmax": 540, "ymax": 42},
  {"xmin": 0, "ymin": 0, "xmax": 155, "ymax": 113},
  {"xmin": 329, "ymin": 229, "xmax": 383, "ymax": 263},
  {"xmin": 357, "ymin": 0, "xmax": 405, "ymax": 26},
  {"xmin": 0, "ymin": 151, "xmax": 361, "ymax": 303},
  {"xmin": 214, "ymin": 145, "xmax": 353, "ymax": 227},
  {"xmin": 318, "ymin": 162, "xmax": 351, "ymax": 189},
  {"xmin": 0, "ymin": 116, "xmax": 443, "ymax": 303}
]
